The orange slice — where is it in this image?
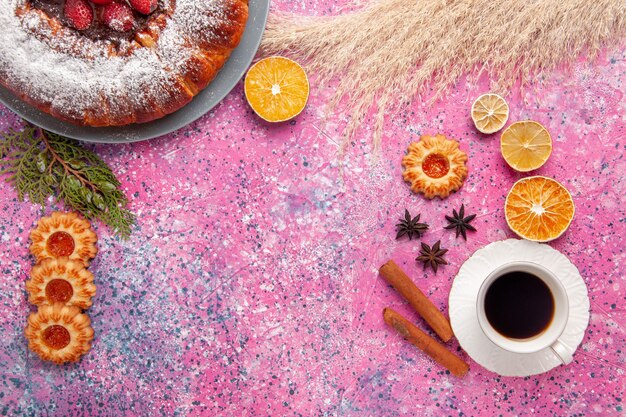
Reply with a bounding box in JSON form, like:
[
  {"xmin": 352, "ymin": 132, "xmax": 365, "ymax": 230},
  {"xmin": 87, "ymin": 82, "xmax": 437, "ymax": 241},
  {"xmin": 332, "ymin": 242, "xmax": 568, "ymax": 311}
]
[
  {"xmin": 471, "ymin": 93, "xmax": 509, "ymax": 134},
  {"xmin": 500, "ymin": 120, "xmax": 552, "ymax": 171},
  {"xmin": 244, "ymin": 56, "xmax": 309, "ymax": 122},
  {"xmin": 505, "ymin": 176, "xmax": 575, "ymax": 242}
]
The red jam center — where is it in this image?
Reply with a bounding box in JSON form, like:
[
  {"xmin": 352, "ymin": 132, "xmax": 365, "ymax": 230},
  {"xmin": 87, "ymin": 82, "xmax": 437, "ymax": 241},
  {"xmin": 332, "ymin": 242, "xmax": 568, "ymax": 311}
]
[
  {"xmin": 45, "ymin": 279, "xmax": 74, "ymax": 303},
  {"xmin": 28, "ymin": 0, "xmax": 164, "ymax": 46},
  {"xmin": 422, "ymin": 153, "xmax": 450, "ymax": 178},
  {"xmin": 46, "ymin": 231, "xmax": 75, "ymax": 257},
  {"xmin": 42, "ymin": 325, "xmax": 71, "ymax": 350}
]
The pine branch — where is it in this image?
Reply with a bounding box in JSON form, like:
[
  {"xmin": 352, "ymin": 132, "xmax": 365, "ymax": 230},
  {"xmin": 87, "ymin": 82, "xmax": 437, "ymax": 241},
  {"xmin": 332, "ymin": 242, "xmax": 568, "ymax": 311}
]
[{"xmin": 0, "ymin": 126, "xmax": 135, "ymax": 238}]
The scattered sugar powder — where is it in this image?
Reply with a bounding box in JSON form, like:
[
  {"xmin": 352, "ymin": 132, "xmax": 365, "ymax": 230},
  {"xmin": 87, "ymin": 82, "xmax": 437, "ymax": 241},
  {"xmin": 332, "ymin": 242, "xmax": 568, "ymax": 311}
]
[{"xmin": 0, "ymin": 0, "xmax": 235, "ymax": 124}]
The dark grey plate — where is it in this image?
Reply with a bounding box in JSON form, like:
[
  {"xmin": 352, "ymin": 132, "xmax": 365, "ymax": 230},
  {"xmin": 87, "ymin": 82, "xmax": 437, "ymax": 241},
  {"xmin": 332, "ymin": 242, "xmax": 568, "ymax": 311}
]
[{"xmin": 0, "ymin": 0, "xmax": 269, "ymax": 143}]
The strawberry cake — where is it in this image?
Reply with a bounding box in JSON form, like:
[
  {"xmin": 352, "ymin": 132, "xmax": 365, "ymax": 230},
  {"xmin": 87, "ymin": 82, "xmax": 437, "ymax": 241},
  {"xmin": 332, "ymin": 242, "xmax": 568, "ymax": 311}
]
[{"xmin": 0, "ymin": 0, "xmax": 249, "ymax": 126}]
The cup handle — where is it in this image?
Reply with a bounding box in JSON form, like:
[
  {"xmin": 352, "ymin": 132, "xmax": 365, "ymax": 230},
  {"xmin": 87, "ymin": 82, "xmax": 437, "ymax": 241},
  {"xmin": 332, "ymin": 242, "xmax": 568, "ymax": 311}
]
[{"xmin": 550, "ymin": 340, "xmax": 573, "ymax": 365}]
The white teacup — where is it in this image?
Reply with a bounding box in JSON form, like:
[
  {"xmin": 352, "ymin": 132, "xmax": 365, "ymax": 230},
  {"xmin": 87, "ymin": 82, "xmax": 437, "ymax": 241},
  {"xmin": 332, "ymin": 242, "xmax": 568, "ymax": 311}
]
[{"xmin": 476, "ymin": 261, "xmax": 572, "ymax": 364}]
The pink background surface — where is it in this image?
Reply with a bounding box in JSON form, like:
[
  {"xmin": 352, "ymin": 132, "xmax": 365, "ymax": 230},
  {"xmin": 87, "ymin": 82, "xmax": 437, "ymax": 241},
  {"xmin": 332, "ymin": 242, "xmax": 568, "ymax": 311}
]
[{"xmin": 1, "ymin": 1, "xmax": 625, "ymax": 415}]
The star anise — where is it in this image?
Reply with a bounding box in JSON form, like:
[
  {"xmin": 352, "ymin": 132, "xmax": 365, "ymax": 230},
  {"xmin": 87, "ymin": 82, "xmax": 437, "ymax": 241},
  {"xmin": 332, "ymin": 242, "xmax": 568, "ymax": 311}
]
[
  {"xmin": 396, "ymin": 209, "xmax": 429, "ymax": 240},
  {"xmin": 416, "ymin": 240, "xmax": 448, "ymax": 273},
  {"xmin": 444, "ymin": 204, "xmax": 477, "ymax": 240}
]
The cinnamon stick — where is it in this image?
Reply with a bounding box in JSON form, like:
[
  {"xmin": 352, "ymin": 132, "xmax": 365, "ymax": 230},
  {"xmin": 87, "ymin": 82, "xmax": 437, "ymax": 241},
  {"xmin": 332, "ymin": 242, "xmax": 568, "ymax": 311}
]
[
  {"xmin": 383, "ymin": 307, "xmax": 469, "ymax": 377},
  {"xmin": 379, "ymin": 260, "xmax": 453, "ymax": 342}
]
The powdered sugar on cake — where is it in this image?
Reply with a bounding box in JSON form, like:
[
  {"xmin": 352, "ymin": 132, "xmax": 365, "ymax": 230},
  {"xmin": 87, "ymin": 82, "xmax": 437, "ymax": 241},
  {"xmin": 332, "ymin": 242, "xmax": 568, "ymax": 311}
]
[{"xmin": 0, "ymin": 0, "xmax": 247, "ymax": 125}]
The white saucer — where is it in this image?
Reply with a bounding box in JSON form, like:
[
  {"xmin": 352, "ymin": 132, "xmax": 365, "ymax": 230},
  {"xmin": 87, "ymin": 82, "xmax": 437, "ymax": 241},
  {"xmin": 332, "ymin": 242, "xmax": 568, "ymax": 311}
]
[{"xmin": 448, "ymin": 239, "xmax": 590, "ymax": 377}]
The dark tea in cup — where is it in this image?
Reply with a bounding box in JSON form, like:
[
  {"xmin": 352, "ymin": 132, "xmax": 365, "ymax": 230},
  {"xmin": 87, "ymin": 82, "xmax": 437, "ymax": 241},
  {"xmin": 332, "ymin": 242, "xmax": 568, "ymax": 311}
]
[
  {"xmin": 476, "ymin": 261, "xmax": 572, "ymax": 364},
  {"xmin": 484, "ymin": 271, "xmax": 555, "ymax": 339}
]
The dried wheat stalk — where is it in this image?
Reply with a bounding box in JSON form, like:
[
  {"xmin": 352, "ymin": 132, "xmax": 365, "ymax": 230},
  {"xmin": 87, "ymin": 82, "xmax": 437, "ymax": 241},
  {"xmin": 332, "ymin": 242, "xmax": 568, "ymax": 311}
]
[{"xmin": 260, "ymin": 0, "xmax": 626, "ymax": 150}]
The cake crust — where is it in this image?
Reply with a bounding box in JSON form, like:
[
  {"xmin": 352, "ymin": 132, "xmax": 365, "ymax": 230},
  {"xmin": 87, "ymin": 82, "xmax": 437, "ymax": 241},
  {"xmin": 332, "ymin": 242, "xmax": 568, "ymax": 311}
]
[{"xmin": 0, "ymin": 0, "xmax": 249, "ymax": 126}]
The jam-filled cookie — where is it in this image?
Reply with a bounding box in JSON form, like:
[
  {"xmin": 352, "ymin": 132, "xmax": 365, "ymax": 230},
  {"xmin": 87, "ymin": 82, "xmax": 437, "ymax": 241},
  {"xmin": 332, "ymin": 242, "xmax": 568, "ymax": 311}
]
[
  {"xmin": 26, "ymin": 257, "xmax": 96, "ymax": 309},
  {"xmin": 30, "ymin": 212, "xmax": 98, "ymax": 265},
  {"xmin": 402, "ymin": 134, "xmax": 468, "ymax": 199},
  {"xmin": 24, "ymin": 304, "xmax": 94, "ymax": 364}
]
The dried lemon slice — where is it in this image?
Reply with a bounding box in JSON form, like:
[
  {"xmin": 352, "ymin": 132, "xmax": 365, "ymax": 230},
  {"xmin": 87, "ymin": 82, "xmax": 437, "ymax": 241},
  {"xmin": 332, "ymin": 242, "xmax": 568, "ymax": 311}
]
[
  {"xmin": 505, "ymin": 176, "xmax": 575, "ymax": 242},
  {"xmin": 244, "ymin": 56, "xmax": 309, "ymax": 122},
  {"xmin": 471, "ymin": 93, "xmax": 509, "ymax": 134},
  {"xmin": 500, "ymin": 120, "xmax": 552, "ymax": 171}
]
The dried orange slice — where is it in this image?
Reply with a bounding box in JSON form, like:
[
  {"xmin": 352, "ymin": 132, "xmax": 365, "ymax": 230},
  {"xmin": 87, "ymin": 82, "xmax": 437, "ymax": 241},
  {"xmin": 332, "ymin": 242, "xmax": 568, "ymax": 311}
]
[
  {"xmin": 244, "ymin": 56, "xmax": 309, "ymax": 122},
  {"xmin": 500, "ymin": 121, "xmax": 552, "ymax": 171},
  {"xmin": 505, "ymin": 176, "xmax": 575, "ymax": 242},
  {"xmin": 471, "ymin": 93, "xmax": 509, "ymax": 134}
]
